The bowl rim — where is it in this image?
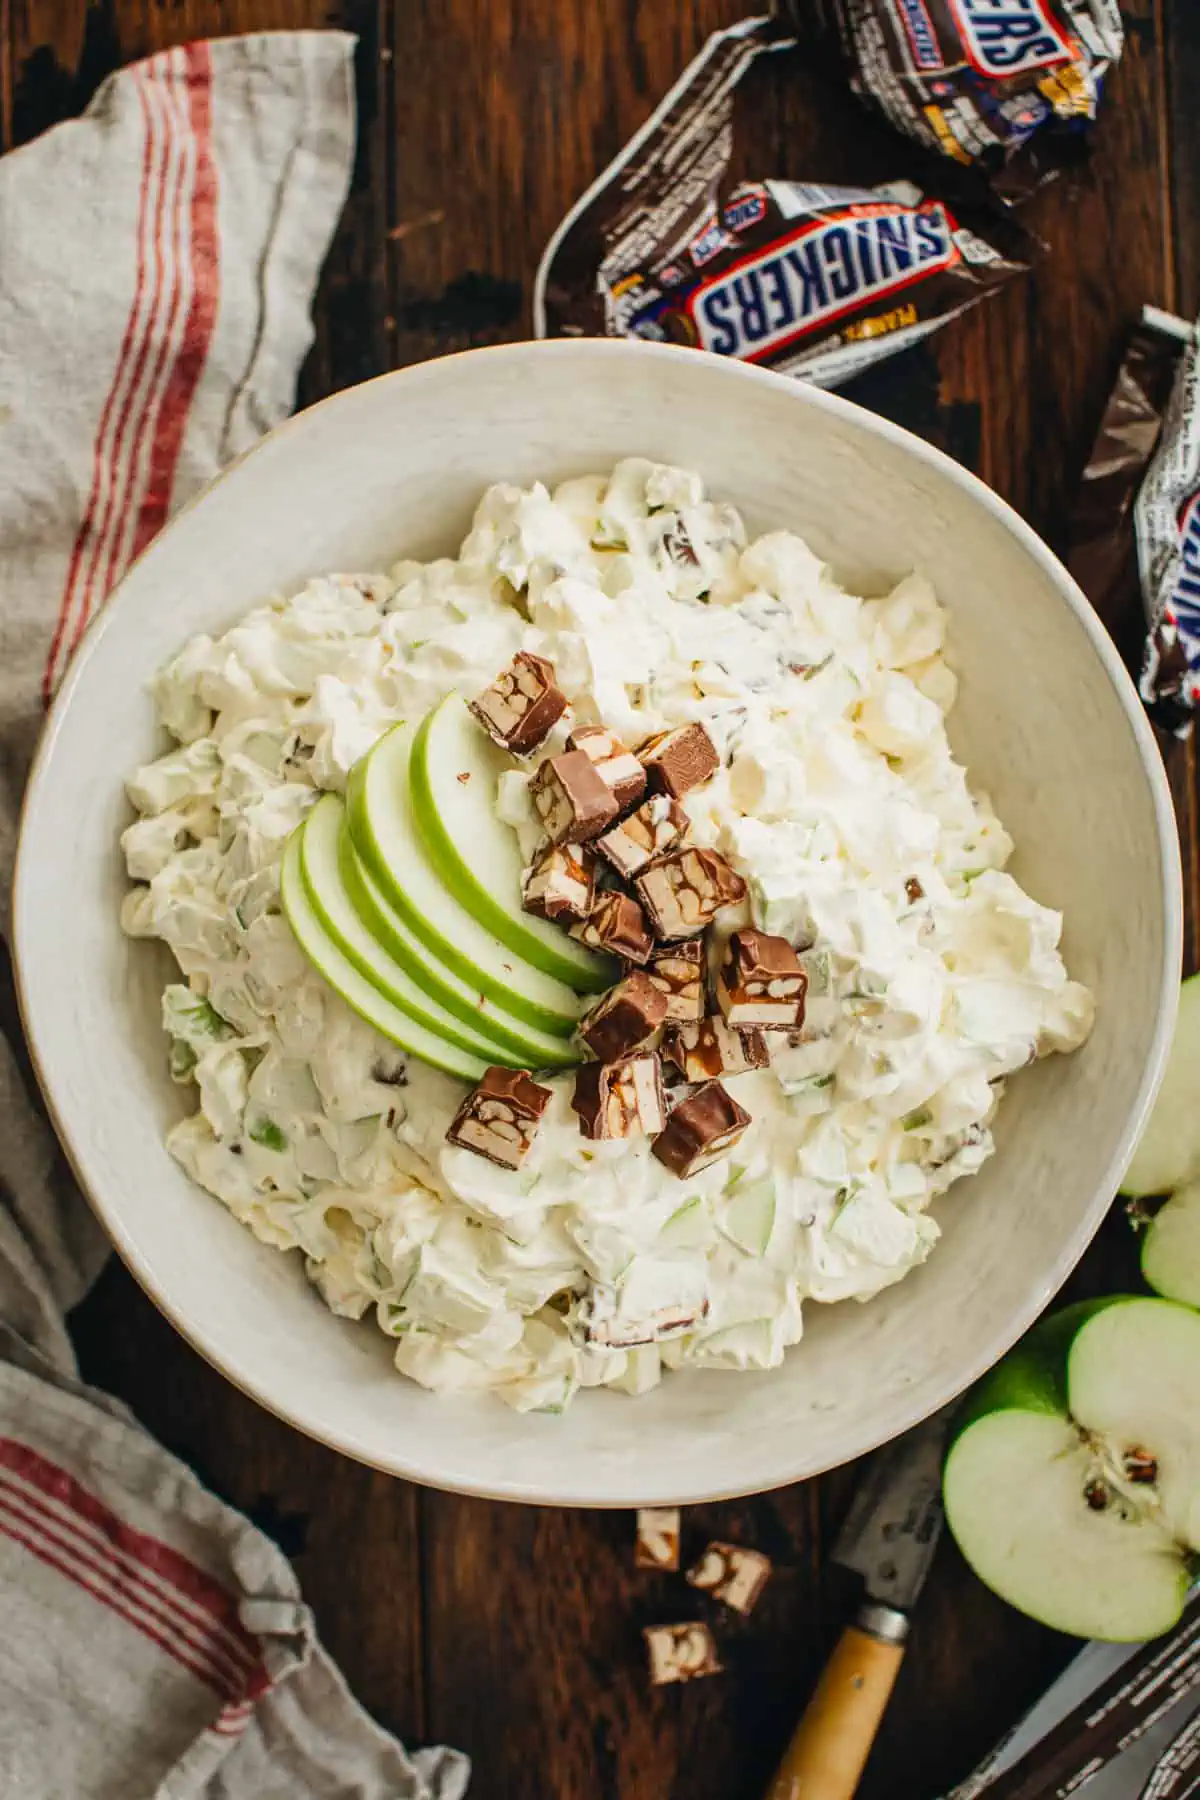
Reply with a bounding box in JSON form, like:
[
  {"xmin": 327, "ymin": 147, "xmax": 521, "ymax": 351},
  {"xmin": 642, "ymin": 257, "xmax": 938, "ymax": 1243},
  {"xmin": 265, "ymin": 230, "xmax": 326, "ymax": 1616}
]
[{"xmin": 13, "ymin": 336, "xmax": 1185, "ymax": 1505}]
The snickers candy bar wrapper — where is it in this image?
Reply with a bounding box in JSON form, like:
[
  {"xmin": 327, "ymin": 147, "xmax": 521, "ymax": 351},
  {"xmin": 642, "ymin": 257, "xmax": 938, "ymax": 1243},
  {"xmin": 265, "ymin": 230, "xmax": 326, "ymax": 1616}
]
[
  {"xmin": 1066, "ymin": 306, "xmax": 1198, "ymax": 735},
  {"xmin": 534, "ymin": 15, "xmax": 1029, "ymax": 388},
  {"xmin": 809, "ymin": 0, "xmax": 1122, "ymax": 196}
]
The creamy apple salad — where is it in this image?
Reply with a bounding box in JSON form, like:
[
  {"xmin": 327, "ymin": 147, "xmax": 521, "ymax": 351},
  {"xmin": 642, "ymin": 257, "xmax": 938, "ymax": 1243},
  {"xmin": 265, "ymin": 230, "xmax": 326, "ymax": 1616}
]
[{"xmin": 120, "ymin": 458, "xmax": 1095, "ymax": 1412}]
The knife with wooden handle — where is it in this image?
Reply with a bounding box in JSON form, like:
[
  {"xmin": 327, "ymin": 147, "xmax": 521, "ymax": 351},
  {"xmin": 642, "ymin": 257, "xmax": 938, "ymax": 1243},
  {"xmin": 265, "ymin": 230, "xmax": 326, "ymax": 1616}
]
[{"xmin": 766, "ymin": 1415, "xmax": 949, "ymax": 1800}]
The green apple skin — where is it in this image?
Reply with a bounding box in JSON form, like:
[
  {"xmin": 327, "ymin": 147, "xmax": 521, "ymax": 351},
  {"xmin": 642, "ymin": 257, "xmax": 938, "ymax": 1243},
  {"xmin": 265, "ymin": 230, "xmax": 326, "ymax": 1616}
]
[
  {"xmin": 346, "ymin": 721, "xmax": 587, "ymax": 1036},
  {"xmin": 1141, "ymin": 1182, "xmax": 1200, "ymax": 1309},
  {"xmin": 280, "ymin": 831, "xmax": 489, "ymax": 1083},
  {"xmin": 409, "ymin": 696, "xmax": 615, "ymax": 995},
  {"xmin": 300, "ymin": 795, "xmax": 580, "ymax": 1071},
  {"xmin": 1122, "ymin": 974, "xmax": 1200, "ymax": 1200}
]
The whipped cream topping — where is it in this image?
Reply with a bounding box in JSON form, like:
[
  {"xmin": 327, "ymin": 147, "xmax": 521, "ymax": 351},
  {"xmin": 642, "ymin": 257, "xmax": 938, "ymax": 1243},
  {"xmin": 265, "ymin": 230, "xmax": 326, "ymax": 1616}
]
[{"xmin": 121, "ymin": 458, "xmax": 1094, "ymax": 1412}]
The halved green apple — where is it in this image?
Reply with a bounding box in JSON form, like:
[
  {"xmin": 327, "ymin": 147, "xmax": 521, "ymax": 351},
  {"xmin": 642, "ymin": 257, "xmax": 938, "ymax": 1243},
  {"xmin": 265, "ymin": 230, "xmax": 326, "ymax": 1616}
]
[
  {"xmin": 409, "ymin": 694, "xmax": 615, "ymax": 993},
  {"xmin": 300, "ymin": 794, "xmax": 579, "ymax": 1070},
  {"xmin": 943, "ymin": 1298, "xmax": 1200, "ymax": 1642},
  {"xmin": 280, "ymin": 832, "xmax": 489, "ymax": 1081},
  {"xmin": 347, "ymin": 720, "xmax": 591, "ymax": 1035}
]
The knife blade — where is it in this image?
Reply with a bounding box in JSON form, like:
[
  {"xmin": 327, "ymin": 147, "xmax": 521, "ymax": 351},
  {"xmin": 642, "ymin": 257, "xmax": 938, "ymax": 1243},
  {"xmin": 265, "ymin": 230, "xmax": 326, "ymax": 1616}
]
[
  {"xmin": 765, "ymin": 1413, "xmax": 952, "ymax": 1800},
  {"xmin": 832, "ymin": 1410, "xmax": 949, "ymax": 1614}
]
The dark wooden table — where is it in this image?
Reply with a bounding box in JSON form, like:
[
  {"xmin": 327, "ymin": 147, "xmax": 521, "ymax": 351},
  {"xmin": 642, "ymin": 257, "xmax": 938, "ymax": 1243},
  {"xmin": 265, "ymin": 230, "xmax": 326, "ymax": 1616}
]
[{"xmin": 4, "ymin": 3, "xmax": 1198, "ymax": 1795}]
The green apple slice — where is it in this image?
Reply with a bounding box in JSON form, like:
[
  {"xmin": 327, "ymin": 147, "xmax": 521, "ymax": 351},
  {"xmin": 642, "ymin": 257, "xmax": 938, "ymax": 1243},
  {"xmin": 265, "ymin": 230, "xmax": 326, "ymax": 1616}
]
[
  {"xmin": 300, "ymin": 794, "xmax": 579, "ymax": 1070},
  {"xmin": 1142, "ymin": 1181, "xmax": 1200, "ymax": 1308},
  {"xmin": 1122, "ymin": 975, "xmax": 1200, "ymax": 1198},
  {"xmin": 943, "ymin": 1298, "xmax": 1200, "ymax": 1642},
  {"xmin": 409, "ymin": 694, "xmax": 614, "ymax": 993},
  {"xmin": 280, "ymin": 830, "xmax": 488, "ymax": 1082},
  {"xmin": 346, "ymin": 720, "xmax": 588, "ymax": 1035}
]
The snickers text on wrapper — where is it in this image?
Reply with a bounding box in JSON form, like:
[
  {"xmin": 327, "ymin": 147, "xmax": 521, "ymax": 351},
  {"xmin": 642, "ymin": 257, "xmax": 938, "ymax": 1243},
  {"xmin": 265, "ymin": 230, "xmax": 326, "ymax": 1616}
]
[
  {"xmin": 534, "ymin": 15, "xmax": 1028, "ymax": 388},
  {"xmin": 810, "ymin": 0, "xmax": 1123, "ymax": 195},
  {"xmin": 1136, "ymin": 318, "xmax": 1200, "ymax": 733}
]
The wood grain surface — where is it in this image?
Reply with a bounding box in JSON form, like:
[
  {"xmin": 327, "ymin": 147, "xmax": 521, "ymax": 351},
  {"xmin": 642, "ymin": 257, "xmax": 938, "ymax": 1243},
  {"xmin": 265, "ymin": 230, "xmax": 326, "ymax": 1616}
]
[{"xmin": 4, "ymin": 1, "xmax": 1198, "ymax": 1795}]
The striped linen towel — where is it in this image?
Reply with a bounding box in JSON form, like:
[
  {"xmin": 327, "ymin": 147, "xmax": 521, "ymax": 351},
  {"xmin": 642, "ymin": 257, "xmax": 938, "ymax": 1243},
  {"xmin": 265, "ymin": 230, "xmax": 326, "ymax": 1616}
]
[{"xmin": 0, "ymin": 33, "xmax": 468, "ymax": 1800}]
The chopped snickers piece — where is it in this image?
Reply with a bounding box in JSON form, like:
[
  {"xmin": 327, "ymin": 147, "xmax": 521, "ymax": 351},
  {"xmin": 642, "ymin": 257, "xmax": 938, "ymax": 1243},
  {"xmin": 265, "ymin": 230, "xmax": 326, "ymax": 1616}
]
[
  {"xmin": 521, "ymin": 841, "xmax": 596, "ymax": 923},
  {"xmin": 567, "ymin": 724, "xmax": 647, "ymax": 811},
  {"xmin": 662, "ymin": 1016, "xmax": 769, "ymax": 1082},
  {"xmin": 572, "ymin": 1053, "xmax": 666, "ymax": 1140},
  {"xmin": 579, "ymin": 1285, "xmax": 707, "ymax": 1348},
  {"xmin": 644, "ymin": 1622, "xmax": 723, "ymax": 1687},
  {"xmin": 686, "ymin": 1542, "xmax": 772, "ymax": 1616},
  {"xmin": 597, "ymin": 792, "xmax": 690, "ymax": 879},
  {"xmin": 716, "ymin": 929, "xmax": 807, "ymax": 1029},
  {"xmin": 572, "ymin": 890, "xmax": 653, "ymax": 964},
  {"xmin": 644, "ymin": 939, "xmax": 706, "ymax": 1022},
  {"xmin": 635, "ymin": 1507, "xmax": 681, "ymax": 1571},
  {"xmin": 652, "ymin": 1080, "xmax": 751, "ymax": 1178},
  {"xmin": 446, "ymin": 1067, "xmax": 552, "ymax": 1169},
  {"xmin": 636, "ymin": 847, "xmax": 746, "ymax": 941},
  {"xmin": 530, "ymin": 749, "xmax": 619, "ymax": 844},
  {"xmin": 638, "ymin": 722, "xmax": 719, "ymax": 798},
  {"xmin": 468, "ymin": 652, "xmax": 565, "ymax": 755},
  {"xmin": 579, "ymin": 972, "xmax": 667, "ymax": 1061}
]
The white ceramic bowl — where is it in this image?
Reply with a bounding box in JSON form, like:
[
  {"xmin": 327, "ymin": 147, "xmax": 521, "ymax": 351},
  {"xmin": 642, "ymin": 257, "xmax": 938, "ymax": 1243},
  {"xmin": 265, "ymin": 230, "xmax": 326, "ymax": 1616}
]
[{"xmin": 14, "ymin": 340, "xmax": 1182, "ymax": 1506}]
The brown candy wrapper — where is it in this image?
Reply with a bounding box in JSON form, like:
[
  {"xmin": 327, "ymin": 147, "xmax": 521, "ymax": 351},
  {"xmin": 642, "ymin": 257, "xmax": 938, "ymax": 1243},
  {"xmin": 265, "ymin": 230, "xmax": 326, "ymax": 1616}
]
[
  {"xmin": 1066, "ymin": 306, "xmax": 1197, "ymax": 736},
  {"xmin": 534, "ymin": 16, "xmax": 1030, "ymax": 388},
  {"xmin": 806, "ymin": 0, "xmax": 1123, "ymax": 200}
]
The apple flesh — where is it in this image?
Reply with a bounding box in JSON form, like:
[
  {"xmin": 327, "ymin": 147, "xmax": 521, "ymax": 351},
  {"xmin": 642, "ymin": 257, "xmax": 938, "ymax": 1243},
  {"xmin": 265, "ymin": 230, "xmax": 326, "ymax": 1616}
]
[
  {"xmin": 346, "ymin": 719, "xmax": 586, "ymax": 1036},
  {"xmin": 300, "ymin": 793, "xmax": 580, "ymax": 1070},
  {"xmin": 409, "ymin": 694, "xmax": 615, "ymax": 993},
  {"xmin": 1142, "ymin": 1181, "xmax": 1200, "ymax": 1309},
  {"xmin": 1122, "ymin": 974, "xmax": 1200, "ymax": 1199},
  {"xmin": 279, "ymin": 831, "xmax": 489, "ymax": 1082},
  {"xmin": 943, "ymin": 1298, "xmax": 1200, "ymax": 1642}
]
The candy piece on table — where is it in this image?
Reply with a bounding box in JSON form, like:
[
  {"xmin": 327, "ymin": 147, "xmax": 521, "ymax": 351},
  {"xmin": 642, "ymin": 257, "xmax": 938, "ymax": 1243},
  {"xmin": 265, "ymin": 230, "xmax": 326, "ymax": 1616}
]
[
  {"xmin": 572, "ymin": 1052, "xmax": 666, "ymax": 1139},
  {"xmin": 468, "ymin": 651, "xmax": 566, "ymax": 754},
  {"xmin": 652, "ymin": 1079, "xmax": 751, "ymax": 1177},
  {"xmin": 635, "ymin": 1507, "xmax": 682, "ymax": 1571},
  {"xmin": 638, "ymin": 721, "xmax": 720, "ymax": 797},
  {"xmin": 446, "ymin": 1067, "xmax": 553, "ymax": 1169},
  {"xmin": 567, "ymin": 724, "xmax": 647, "ymax": 811},
  {"xmin": 597, "ymin": 792, "xmax": 690, "ymax": 879},
  {"xmin": 572, "ymin": 890, "xmax": 654, "ymax": 964},
  {"xmin": 636, "ymin": 847, "xmax": 746, "ymax": 940},
  {"xmin": 686, "ymin": 1541, "xmax": 772, "ymax": 1615},
  {"xmin": 530, "ymin": 749, "xmax": 620, "ymax": 844},
  {"xmin": 662, "ymin": 1015, "xmax": 769, "ymax": 1081},
  {"xmin": 521, "ymin": 840, "xmax": 596, "ymax": 923},
  {"xmin": 644, "ymin": 1622, "xmax": 723, "ymax": 1686},
  {"xmin": 644, "ymin": 939, "xmax": 707, "ymax": 1022},
  {"xmin": 716, "ymin": 928, "xmax": 807, "ymax": 1029},
  {"xmin": 579, "ymin": 971, "xmax": 668, "ymax": 1061}
]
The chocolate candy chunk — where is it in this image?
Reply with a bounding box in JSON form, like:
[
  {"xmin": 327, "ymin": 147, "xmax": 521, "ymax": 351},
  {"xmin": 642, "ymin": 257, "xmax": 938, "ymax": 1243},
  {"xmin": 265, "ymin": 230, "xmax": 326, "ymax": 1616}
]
[
  {"xmin": 572, "ymin": 1053, "xmax": 666, "ymax": 1140},
  {"xmin": 521, "ymin": 841, "xmax": 596, "ymax": 923},
  {"xmin": 716, "ymin": 928, "xmax": 807, "ymax": 1029},
  {"xmin": 530, "ymin": 748, "xmax": 620, "ymax": 844},
  {"xmin": 638, "ymin": 722, "xmax": 720, "ymax": 798},
  {"xmin": 686, "ymin": 1542, "xmax": 772, "ymax": 1616},
  {"xmin": 579, "ymin": 971, "xmax": 667, "ymax": 1061},
  {"xmin": 469, "ymin": 651, "xmax": 566, "ymax": 755},
  {"xmin": 636, "ymin": 847, "xmax": 746, "ymax": 941},
  {"xmin": 644, "ymin": 1622, "xmax": 723, "ymax": 1687},
  {"xmin": 663, "ymin": 1016, "xmax": 769, "ymax": 1082},
  {"xmin": 644, "ymin": 939, "xmax": 706, "ymax": 1022},
  {"xmin": 580, "ymin": 1285, "xmax": 707, "ymax": 1349},
  {"xmin": 567, "ymin": 724, "xmax": 647, "ymax": 811},
  {"xmin": 597, "ymin": 792, "xmax": 690, "ymax": 879},
  {"xmin": 635, "ymin": 1507, "xmax": 681, "ymax": 1571},
  {"xmin": 446, "ymin": 1067, "xmax": 552, "ymax": 1169},
  {"xmin": 652, "ymin": 1079, "xmax": 751, "ymax": 1178},
  {"xmin": 572, "ymin": 890, "xmax": 653, "ymax": 964}
]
